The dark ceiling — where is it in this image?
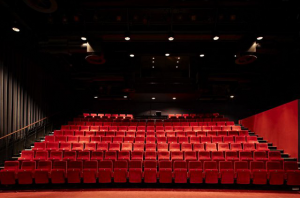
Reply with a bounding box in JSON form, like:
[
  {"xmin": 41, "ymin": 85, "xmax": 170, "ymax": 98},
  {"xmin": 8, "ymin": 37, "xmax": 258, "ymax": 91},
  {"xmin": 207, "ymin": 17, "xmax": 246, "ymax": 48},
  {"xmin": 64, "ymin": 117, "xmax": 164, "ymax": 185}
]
[{"xmin": 1, "ymin": 0, "xmax": 300, "ymax": 113}]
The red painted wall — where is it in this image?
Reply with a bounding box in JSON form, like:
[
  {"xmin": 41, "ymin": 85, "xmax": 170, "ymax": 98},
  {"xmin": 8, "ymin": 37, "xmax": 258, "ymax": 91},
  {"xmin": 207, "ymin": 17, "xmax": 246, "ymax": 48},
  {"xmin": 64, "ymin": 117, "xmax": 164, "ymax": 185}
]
[{"xmin": 240, "ymin": 100, "xmax": 299, "ymax": 159}]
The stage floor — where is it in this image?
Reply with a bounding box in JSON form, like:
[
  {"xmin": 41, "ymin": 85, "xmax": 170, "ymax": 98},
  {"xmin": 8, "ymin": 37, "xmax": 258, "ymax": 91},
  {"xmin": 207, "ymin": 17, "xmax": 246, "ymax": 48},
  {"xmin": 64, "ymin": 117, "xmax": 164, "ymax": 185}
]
[{"xmin": 0, "ymin": 189, "xmax": 299, "ymax": 198}]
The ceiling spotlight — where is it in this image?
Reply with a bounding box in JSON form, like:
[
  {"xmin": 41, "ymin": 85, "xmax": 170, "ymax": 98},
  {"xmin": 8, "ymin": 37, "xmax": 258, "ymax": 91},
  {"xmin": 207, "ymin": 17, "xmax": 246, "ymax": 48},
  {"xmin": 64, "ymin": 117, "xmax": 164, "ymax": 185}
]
[
  {"xmin": 125, "ymin": 36, "xmax": 130, "ymax": 41},
  {"xmin": 234, "ymin": 55, "xmax": 237, "ymax": 57},
  {"xmin": 152, "ymin": 66, "xmax": 155, "ymax": 68},
  {"xmin": 129, "ymin": 54, "xmax": 134, "ymax": 57},
  {"xmin": 81, "ymin": 37, "xmax": 87, "ymax": 41},
  {"xmin": 177, "ymin": 61, "xmax": 179, "ymax": 63},
  {"xmin": 94, "ymin": 96, "xmax": 98, "ymax": 99},
  {"xmin": 152, "ymin": 57, "xmax": 155, "ymax": 59},
  {"xmin": 173, "ymin": 97, "xmax": 176, "ymax": 100},
  {"xmin": 124, "ymin": 96, "xmax": 127, "ymax": 98},
  {"xmin": 81, "ymin": 43, "xmax": 88, "ymax": 47},
  {"xmin": 213, "ymin": 36, "xmax": 219, "ymax": 40},
  {"xmin": 176, "ymin": 66, "xmax": 178, "ymax": 68},
  {"xmin": 165, "ymin": 53, "xmax": 170, "ymax": 56},
  {"xmin": 178, "ymin": 57, "xmax": 180, "ymax": 60},
  {"xmin": 257, "ymin": 36, "xmax": 263, "ymax": 40},
  {"xmin": 12, "ymin": 27, "xmax": 20, "ymax": 32},
  {"xmin": 230, "ymin": 95, "xmax": 234, "ymax": 99},
  {"xmin": 168, "ymin": 36, "xmax": 174, "ymax": 41},
  {"xmin": 152, "ymin": 61, "xmax": 155, "ymax": 63},
  {"xmin": 152, "ymin": 97, "xmax": 155, "ymax": 100},
  {"xmin": 200, "ymin": 54, "xmax": 205, "ymax": 57}
]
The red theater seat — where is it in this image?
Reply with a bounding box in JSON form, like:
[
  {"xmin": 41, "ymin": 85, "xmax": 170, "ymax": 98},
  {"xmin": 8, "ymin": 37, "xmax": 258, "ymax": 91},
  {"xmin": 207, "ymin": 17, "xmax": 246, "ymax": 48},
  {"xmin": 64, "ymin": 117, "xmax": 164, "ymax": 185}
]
[
  {"xmin": 219, "ymin": 161, "xmax": 234, "ymax": 184},
  {"xmin": 247, "ymin": 136, "xmax": 259, "ymax": 143},
  {"xmin": 35, "ymin": 161, "xmax": 52, "ymax": 184},
  {"xmin": 77, "ymin": 151, "xmax": 91, "ymax": 161},
  {"xmin": 67, "ymin": 161, "xmax": 83, "ymax": 183},
  {"xmin": 124, "ymin": 137, "xmax": 134, "ymax": 143},
  {"xmin": 34, "ymin": 151, "xmax": 48, "ymax": 161},
  {"xmin": 157, "ymin": 143, "xmax": 168, "ymax": 151},
  {"xmin": 250, "ymin": 161, "xmax": 267, "ymax": 184},
  {"xmin": 144, "ymin": 160, "xmax": 157, "ymax": 183},
  {"xmin": 193, "ymin": 143, "xmax": 205, "ymax": 152},
  {"xmin": 18, "ymin": 151, "xmax": 34, "ymax": 161},
  {"xmin": 55, "ymin": 136, "xmax": 67, "ymax": 143},
  {"xmin": 113, "ymin": 160, "xmax": 128, "ymax": 183},
  {"xmin": 158, "ymin": 151, "xmax": 170, "ymax": 160},
  {"xmin": 203, "ymin": 161, "xmax": 218, "ymax": 184},
  {"xmin": 212, "ymin": 136, "xmax": 222, "ymax": 143},
  {"xmin": 206, "ymin": 143, "xmax": 217, "ymax": 151},
  {"xmin": 284, "ymin": 161, "xmax": 300, "ymax": 186},
  {"xmin": 128, "ymin": 160, "xmax": 143, "ymax": 183},
  {"xmin": 0, "ymin": 161, "xmax": 19, "ymax": 185},
  {"xmin": 32, "ymin": 142, "xmax": 46, "ymax": 151},
  {"xmin": 235, "ymin": 136, "xmax": 246, "ymax": 144},
  {"xmin": 181, "ymin": 143, "xmax": 192, "ymax": 151},
  {"xmin": 234, "ymin": 161, "xmax": 251, "ymax": 184},
  {"xmin": 109, "ymin": 143, "xmax": 120, "ymax": 151},
  {"xmin": 198, "ymin": 151, "xmax": 211, "ymax": 164},
  {"xmin": 188, "ymin": 161, "xmax": 203, "ymax": 183},
  {"xmin": 158, "ymin": 160, "xmax": 172, "ymax": 183},
  {"xmin": 225, "ymin": 151, "xmax": 239, "ymax": 163},
  {"xmin": 243, "ymin": 143, "xmax": 256, "ymax": 151},
  {"xmin": 98, "ymin": 160, "xmax": 113, "ymax": 183},
  {"xmin": 173, "ymin": 161, "xmax": 187, "ymax": 183},
  {"xmin": 83, "ymin": 160, "xmax": 98, "ymax": 183},
  {"xmin": 169, "ymin": 143, "xmax": 180, "ymax": 151},
  {"xmin": 254, "ymin": 151, "xmax": 268, "ymax": 162},
  {"xmin": 91, "ymin": 151, "xmax": 104, "ymax": 162},
  {"xmin": 231, "ymin": 143, "xmax": 242, "ymax": 151},
  {"xmin": 201, "ymin": 137, "xmax": 211, "ymax": 143},
  {"xmin": 218, "ymin": 143, "xmax": 230, "ymax": 151},
  {"xmin": 133, "ymin": 143, "xmax": 145, "ymax": 151},
  {"xmin": 51, "ymin": 161, "xmax": 67, "ymax": 184},
  {"xmin": 240, "ymin": 151, "xmax": 253, "ymax": 164},
  {"xmin": 131, "ymin": 151, "xmax": 143, "ymax": 160},
  {"xmin": 171, "ymin": 151, "xmax": 184, "ymax": 161},
  {"xmin": 190, "ymin": 137, "xmax": 201, "ymax": 144},
  {"xmin": 266, "ymin": 161, "xmax": 284, "ymax": 185}
]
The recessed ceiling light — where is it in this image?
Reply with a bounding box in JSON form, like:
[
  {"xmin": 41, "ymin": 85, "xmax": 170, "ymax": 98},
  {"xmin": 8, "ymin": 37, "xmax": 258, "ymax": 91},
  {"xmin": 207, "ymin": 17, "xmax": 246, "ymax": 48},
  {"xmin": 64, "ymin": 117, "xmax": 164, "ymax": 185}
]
[
  {"xmin": 124, "ymin": 96, "xmax": 127, "ymax": 98},
  {"xmin": 173, "ymin": 97, "xmax": 176, "ymax": 100},
  {"xmin": 213, "ymin": 36, "xmax": 219, "ymax": 40},
  {"xmin": 257, "ymin": 36, "xmax": 263, "ymax": 40},
  {"xmin": 177, "ymin": 61, "xmax": 179, "ymax": 63},
  {"xmin": 129, "ymin": 54, "xmax": 134, "ymax": 57},
  {"xmin": 152, "ymin": 61, "xmax": 155, "ymax": 63},
  {"xmin": 125, "ymin": 36, "xmax": 130, "ymax": 41},
  {"xmin": 165, "ymin": 53, "xmax": 170, "ymax": 56},
  {"xmin": 234, "ymin": 55, "xmax": 237, "ymax": 57},
  {"xmin": 152, "ymin": 57, "xmax": 155, "ymax": 59},
  {"xmin": 168, "ymin": 36, "xmax": 174, "ymax": 41},
  {"xmin": 81, "ymin": 37, "xmax": 87, "ymax": 41},
  {"xmin": 12, "ymin": 27, "xmax": 20, "ymax": 32},
  {"xmin": 94, "ymin": 96, "xmax": 98, "ymax": 99},
  {"xmin": 178, "ymin": 57, "xmax": 180, "ymax": 60},
  {"xmin": 152, "ymin": 66, "xmax": 155, "ymax": 68},
  {"xmin": 152, "ymin": 97, "xmax": 155, "ymax": 100},
  {"xmin": 82, "ymin": 43, "xmax": 88, "ymax": 47},
  {"xmin": 200, "ymin": 54, "xmax": 205, "ymax": 57},
  {"xmin": 176, "ymin": 66, "xmax": 178, "ymax": 68},
  {"xmin": 230, "ymin": 95, "xmax": 234, "ymax": 98}
]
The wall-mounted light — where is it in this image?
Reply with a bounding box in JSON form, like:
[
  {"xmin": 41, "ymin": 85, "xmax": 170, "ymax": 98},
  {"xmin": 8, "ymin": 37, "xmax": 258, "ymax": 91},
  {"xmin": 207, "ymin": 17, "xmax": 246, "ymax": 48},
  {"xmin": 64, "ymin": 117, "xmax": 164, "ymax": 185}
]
[
  {"xmin": 124, "ymin": 96, "xmax": 127, "ymax": 98},
  {"xmin": 213, "ymin": 36, "xmax": 219, "ymax": 40},
  {"xmin": 165, "ymin": 53, "xmax": 170, "ymax": 56},
  {"xmin": 230, "ymin": 95, "xmax": 234, "ymax": 99},
  {"xmin": 200, "ymin": 54, "xmax": 205, "ymax": 57},
  {"xmin": 152, "ymin": 97, "xmax": 155, "ymax": 100},
  {"xmin": 257, "ymin": 36, "xmax": 263, "ymax": 40},
  {"xmin": 94, "ymin": 96, "xmax": 98, "ymax": 99},
  {"xmin": 81, "ymin": 37, "xmax": 87, "ymax": 41},
  {"xmin": 173, "ymin": 97, "xmax": 176, "ymax": 100},
  {"xmin": 129, "ymin": 54, "xmax": 134, "ymax": 57}
]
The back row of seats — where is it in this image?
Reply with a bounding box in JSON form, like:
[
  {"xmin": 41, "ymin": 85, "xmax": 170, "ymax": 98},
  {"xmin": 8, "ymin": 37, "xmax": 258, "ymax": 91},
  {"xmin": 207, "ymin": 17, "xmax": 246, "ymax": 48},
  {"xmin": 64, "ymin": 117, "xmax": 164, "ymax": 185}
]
[{"xmin": 1, "ymin": 160, "xmax": 299, "ymax": 185}]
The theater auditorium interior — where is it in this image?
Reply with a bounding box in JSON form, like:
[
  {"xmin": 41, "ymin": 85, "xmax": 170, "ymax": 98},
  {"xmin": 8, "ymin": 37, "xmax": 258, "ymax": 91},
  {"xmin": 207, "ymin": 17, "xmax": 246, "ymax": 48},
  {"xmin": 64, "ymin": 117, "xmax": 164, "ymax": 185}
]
[{"xmin": 0, "ymin": 0, "xmax": 300, "ymax": 197}]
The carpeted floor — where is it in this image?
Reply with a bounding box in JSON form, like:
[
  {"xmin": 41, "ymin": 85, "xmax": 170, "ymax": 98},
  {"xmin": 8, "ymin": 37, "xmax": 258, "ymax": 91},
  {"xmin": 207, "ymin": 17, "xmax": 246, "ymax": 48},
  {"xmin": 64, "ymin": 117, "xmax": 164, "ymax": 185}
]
[{"xmin": 0, "ymin": 189, "xmax": 299, "ymax": 198}]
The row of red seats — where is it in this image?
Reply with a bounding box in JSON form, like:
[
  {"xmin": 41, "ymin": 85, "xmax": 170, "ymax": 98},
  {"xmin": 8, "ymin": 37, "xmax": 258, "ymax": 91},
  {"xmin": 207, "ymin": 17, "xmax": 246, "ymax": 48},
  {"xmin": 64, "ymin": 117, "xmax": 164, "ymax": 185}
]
[
  {"xmin": 83, "ymin": 113, "xmax": 133, "ymax": 118},
  {"xmin": 53, "ymin": 131, "xmax": 248, "ymax": 137},
  {"xmin": 18, "ymin": 150, "xmax": 281, "ymax": 163},
  {"xmin": 74, "ymin": 118, "xmax": 229, "ymax": 122},
  {"xmin": 168, "ymin": 113, "xmax": 220, "ymax": 118},
  {"xmin": 65, "ymin": 122, "xmax": 236, "ymax": 127},
  {"xmin": 1, "ymin": 160, "xmax": 299, "ymax": 185},
  {"xmin": 29, "ymin": 142, "xmax": 269, "ymax": 153},
  {"xmin": 46, "ymin": 135, "xmax": 257, "ymax": 144}
]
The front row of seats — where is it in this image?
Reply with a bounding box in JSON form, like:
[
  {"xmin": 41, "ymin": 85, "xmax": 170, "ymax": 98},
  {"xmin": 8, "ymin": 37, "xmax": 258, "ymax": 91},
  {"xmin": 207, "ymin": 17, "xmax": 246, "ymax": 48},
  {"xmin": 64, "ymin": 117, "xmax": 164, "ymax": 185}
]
[{"xmin": 0, "ymin": 160, "xmax": 299, "ymax": 185}]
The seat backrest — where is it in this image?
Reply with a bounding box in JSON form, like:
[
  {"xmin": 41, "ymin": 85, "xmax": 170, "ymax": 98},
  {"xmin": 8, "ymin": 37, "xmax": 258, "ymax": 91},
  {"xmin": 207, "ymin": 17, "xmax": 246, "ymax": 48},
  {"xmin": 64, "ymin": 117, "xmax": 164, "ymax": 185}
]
[
  {"xmin": 284, "ymin": 161, "xmax": 298, "ymax": 171},
  {"xmin": 188, "ymin": 161, "xmax": 202, "ymax": 170},
  {"xmin": 144, "ymin": 160, "xmax": 157, "ymax": 168},
  {"xmin": 37, "ymin": 161, "xmax": 52, "ymax": 170},
  {"xmin": 266, "ymin": 161, "xmax": 282, "ymax": 170},
  {"xmin": 99, "ymin": 160, "xmax": 113, "ymax": 169},
  {"xmin": 174, "ymin": 161, "xmax": 187, "ymax": 169},
  {"xmin": 159, "ymin": 160, "xmax": 172, "ymax": 169},
  {"xmin": 84, "ymin": 160, "xmax": 98, "ymax": 169},
  {"xmin": 114, "ymin": 160, "xmax": 128, "ymax": 169},
  {"xmin": 269, "ymin": 151, "xmax": 281, "ymax": 159},
  {"xmin": 203, "ymin": 161, "xmax": 217, "ymax": 170},
  {"xmin": 240, "ymin": 151, "xmax": 252, "ymax": 158},
  {"xmin": 53, "ymin": 161, "xmax": 67, "ymax": 170},
  {"xmin": 4, "ymin": 161, "xmax": 19, "ymax": 171},
  {"xmin": 129, "ymin": 160, "xmax": 142, "ymax": 169},
  {"xmin": 250, "ymin": 161, "xmax": 265, "ymax": 170},
  {"xmin": 234, "ymin": 161, "xmax": 248, "ymax": 171},
  {"xmin": 219, "ymin": 161, "xmax": 233, "ymax": 170},
  {"xmin": 254, "ymin": 151, "xmax": 267, "ymax": 158}
]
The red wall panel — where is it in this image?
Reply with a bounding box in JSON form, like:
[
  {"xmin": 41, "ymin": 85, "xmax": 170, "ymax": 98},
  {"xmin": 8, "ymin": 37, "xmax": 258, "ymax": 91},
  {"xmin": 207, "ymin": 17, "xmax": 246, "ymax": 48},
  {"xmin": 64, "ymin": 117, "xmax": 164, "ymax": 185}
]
[{"xmin": 240, "ymin": 100, "xmax": 299, "ymax": 159}]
